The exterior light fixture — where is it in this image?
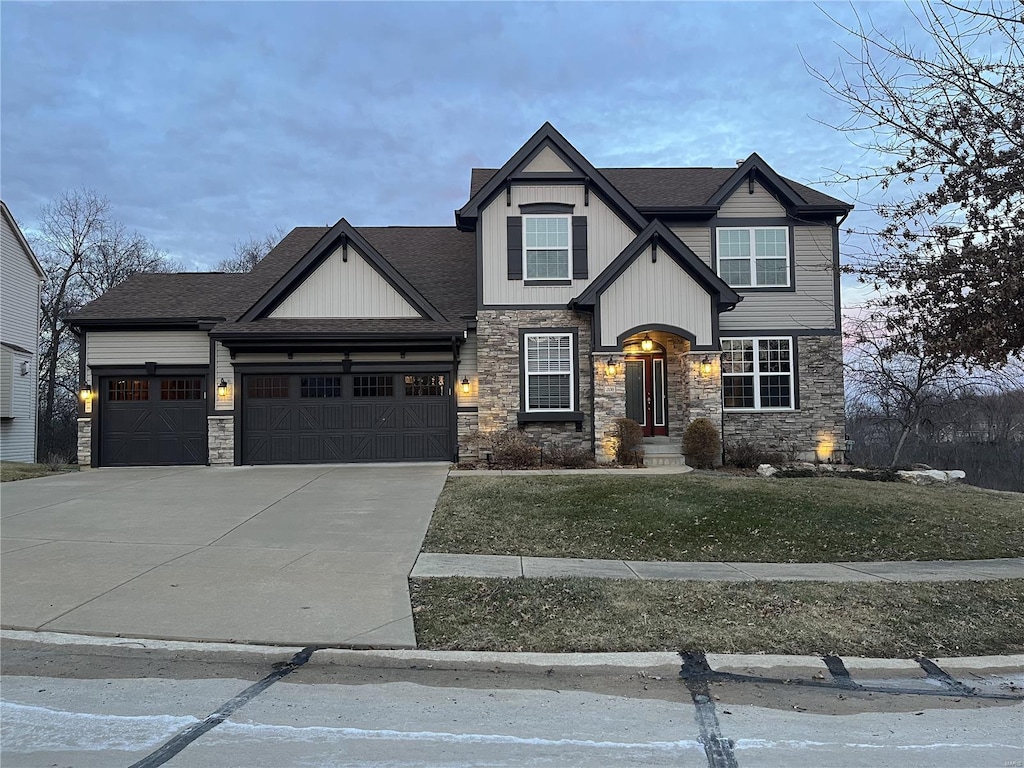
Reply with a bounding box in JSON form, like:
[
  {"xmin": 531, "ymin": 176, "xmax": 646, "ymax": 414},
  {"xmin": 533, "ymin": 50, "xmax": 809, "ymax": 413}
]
[
  {"xmin": 605, "ymin": 358, "xmax": 618, "ymax": 377},
  {"xmin": 79, "ymin": 383, "xmax": 92, "ymax": 402},
  {"xmin": 700, "ymin": 356, "xmax": 713, "ymax": 376},
  {"xmin": 640, "ymin": 334, "xmax": 654, "ymax": 353},
  {"xmin": 217, "ymin": 378, "xmax": 229, "ymax": 397},
  {"xmin": 19, "ymin": 360, "xmax": 29, "ymax": 376},
  {"xmin": 460, "ymin": 376, "xmax": 470, "ymax": 394}
]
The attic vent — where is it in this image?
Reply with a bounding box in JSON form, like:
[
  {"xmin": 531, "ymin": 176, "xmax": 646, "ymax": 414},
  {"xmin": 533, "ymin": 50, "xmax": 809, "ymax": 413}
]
[{"xmin": 735, "ymin": 160, "xmax": 745, "ymax": 167}]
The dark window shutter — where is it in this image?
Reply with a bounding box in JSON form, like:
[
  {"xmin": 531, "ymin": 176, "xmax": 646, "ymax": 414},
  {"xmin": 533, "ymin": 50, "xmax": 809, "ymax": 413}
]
[
  {"xmin": 507, "ymin": 216, "xmax": 523, "ymax": 280},
  {"xmin": 572, "ymin": 216, "xmax": 588, "ymax": 279}
]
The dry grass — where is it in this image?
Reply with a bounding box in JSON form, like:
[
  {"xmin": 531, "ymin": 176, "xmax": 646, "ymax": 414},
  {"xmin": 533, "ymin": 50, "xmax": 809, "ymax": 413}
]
[
  {"xmin": 411, "ymin": 577, "xmax": 1024, "ymax": 657},
  {"xmin": 0, "ymin": 462, "xmax": 78, "ymax": 483},
  {"xmin": 423, "ymin": 474, "xmax": 1024, "ymax": 562}
]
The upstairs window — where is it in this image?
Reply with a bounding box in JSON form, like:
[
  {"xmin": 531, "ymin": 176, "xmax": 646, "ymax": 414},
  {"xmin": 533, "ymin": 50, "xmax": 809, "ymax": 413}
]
[
  {"xmin": 524, "ymin": 216, "xmax": 570, "ymax": 280},
  {"xmin": 717, "ymin": 227, "xmax": 790, "ymax": 288},
  {"xmin": 524, "ymin": 333, "xmax": 573, "ymax": 411}
]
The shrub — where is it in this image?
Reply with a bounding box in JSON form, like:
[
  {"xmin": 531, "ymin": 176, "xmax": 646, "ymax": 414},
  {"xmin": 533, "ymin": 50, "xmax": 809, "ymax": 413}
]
[
  {"xmin": 611, "ymin": 417, "xmax": 644, "ymax": 465},
  {"xmin": 683, "ymin": 418, "xmax": 721, "ymax": 469},
  {"xmin": 725, "ymin": 441, "xmax": 787, "ymax": 469},
  {"xmin": 545, "ymin": 444, "xmax": 596, "ymax": 469},
  {"xmin": 488, "ymin": 428, "xmax": 541, "ymax": 469},
  {"xmin": 42, "ymin": 452, "xmax": 71, "ymax": 471}
]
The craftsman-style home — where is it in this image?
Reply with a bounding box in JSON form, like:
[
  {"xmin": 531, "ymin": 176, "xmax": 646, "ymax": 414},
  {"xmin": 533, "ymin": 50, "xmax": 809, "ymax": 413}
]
[{"xmin": 69, "ymin": 123, "xmax": 851, "ymax": 467}]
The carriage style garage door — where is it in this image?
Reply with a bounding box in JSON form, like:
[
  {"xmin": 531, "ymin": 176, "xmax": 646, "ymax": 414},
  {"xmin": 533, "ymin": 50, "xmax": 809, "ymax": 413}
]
[
  {"xmin": 241, "ymin": 372, "xmax": 452, "ymax": 464},
  {"xmin": 99, "ymin": 376, "xmax": 208, "ymax": 466}
]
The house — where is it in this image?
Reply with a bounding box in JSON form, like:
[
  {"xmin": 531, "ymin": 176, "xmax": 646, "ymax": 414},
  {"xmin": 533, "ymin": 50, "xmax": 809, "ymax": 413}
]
[
  {"xmin": 68, "ymin": 123, "xmax": 851, "ymax": 468},
  {"xmin": 1, "ymin": 201, "xmax": 46, "ymax": 463}
]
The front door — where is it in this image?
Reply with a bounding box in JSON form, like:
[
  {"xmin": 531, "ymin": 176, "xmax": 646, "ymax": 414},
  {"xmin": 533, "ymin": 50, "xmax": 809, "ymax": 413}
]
[{"xmin": 624, "ymin": 355, "xmax": 667, "ymax": 437}]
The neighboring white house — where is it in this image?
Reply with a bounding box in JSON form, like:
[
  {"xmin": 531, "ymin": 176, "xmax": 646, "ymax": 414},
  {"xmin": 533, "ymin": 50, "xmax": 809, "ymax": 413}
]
[{"xmin": 1, "ymin": 201, "xmax": 45, "ymax": 463}]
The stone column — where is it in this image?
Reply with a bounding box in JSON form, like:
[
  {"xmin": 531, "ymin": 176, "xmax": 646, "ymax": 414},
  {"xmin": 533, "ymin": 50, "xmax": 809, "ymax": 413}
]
[
  {"xmin": 593, "ymin": 357, "xmax": 625, "ymax": 463},
  {"xmin": 685, "ymin": 353, "xmax": 723, "ymax": 464},
  {"xmin": 77, "ymin": 418, "xmax": 92, "ymax": 467},
  {"xmin": 207, "ymin": 415, "xmax": 234, "ymax": 466}
]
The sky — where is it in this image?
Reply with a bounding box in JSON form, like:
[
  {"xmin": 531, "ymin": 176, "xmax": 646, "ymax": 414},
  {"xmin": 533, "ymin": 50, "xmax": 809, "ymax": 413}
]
[{"xmin": 1, "ymin": 1, "xmax": 932, "ymax": 305}]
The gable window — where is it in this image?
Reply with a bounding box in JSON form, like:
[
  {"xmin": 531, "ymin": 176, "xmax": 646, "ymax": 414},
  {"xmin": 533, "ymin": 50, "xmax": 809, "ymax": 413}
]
[
  {"xmin": 717, "ymin": 227, "xmax": 789, "ymax": 288},
  {"xmin": 721, "ymin": 337, "xmax": 794, "ymax": 410},
  {"xmin": 524, "ymin": 333, "xmax": 573, "ymax": 411},
  {"xmin": 524, "ymin": 216, "xmax": 570, "ymax": 280}
]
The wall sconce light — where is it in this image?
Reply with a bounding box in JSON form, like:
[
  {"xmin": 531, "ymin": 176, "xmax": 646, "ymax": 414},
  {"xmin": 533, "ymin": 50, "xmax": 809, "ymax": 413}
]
[
  {"xmin": 217, "ymin": 378, "xmax": 229, "ymax": 397},
  {"xmin": 79, "ymin": 383, "xmax": 92, "ymax": 402},
  {"xmin": 640, "ymin": 334, "xmax": 654, "ymax": 353},
  {"xmin": 460, "ymin": 376, "xmax": 470, "ymax": 395},
  {"xmin": 20, "ymin": 360, "xmax": 29, "ymax": 376},
  {"xmin": 605, "ymin": 358, "xmax": 618, "ymax": 377},
  {"xmin": 700, "ymin": 356, "xmax": 713, "ymax": 376}
]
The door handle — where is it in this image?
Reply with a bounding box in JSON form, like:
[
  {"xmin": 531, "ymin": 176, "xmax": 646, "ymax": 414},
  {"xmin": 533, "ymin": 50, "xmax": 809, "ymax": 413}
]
[{"xmin": 646, "ymin": 394, "xmax": 653, "ymax": 407}]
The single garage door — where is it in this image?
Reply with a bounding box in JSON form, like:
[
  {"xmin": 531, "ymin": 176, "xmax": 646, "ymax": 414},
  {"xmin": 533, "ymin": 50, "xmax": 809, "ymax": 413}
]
[
  {"xmin": 99, "ymin": 376, "xmax": 207, "ymax": 466},
  {"xmin": 242, "ymin": 372, "xmax": 451, "ymax": 464}
]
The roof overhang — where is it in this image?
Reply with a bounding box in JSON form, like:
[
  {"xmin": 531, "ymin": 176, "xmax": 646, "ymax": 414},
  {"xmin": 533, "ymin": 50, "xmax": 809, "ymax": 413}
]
[
  {"xmin": 67, "ymin": 317, "xmax": 225, "ymax": 333},
  {"xmin": 212, "ymin": 330, "xmax": 463, "ymax": 355}
]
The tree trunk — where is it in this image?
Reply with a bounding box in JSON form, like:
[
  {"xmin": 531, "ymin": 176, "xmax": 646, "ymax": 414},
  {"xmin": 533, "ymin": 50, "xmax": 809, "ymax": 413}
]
[{"xmin": 889, "ymin": 425, "xmax": 912, "ymax": 468}]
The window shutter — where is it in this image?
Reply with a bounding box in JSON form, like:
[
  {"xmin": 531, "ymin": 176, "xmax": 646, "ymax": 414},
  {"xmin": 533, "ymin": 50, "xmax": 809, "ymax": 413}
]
[
  {"xmin": 572, "ymin": 216, "xmax": 588, "ymax": 279},
  {"xmin": 507, "ymin": 216, "xmax": 523, "ymax": 280}
]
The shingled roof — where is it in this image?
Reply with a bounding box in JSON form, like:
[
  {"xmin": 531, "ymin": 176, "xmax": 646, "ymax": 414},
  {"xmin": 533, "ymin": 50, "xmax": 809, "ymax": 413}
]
[
  {"xmin": 70, "ymin": 225, "xmax": 477, "ymax": 336},
  {"xmin": 468, "ymin": 167, "xmax": 847, "ymax": 210}
]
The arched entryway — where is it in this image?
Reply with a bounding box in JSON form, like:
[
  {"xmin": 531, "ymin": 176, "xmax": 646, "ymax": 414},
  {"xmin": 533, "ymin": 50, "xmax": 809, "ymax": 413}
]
[{"xmin": 623, "ymin": 335, "xmax": 668, "ymax": 437}]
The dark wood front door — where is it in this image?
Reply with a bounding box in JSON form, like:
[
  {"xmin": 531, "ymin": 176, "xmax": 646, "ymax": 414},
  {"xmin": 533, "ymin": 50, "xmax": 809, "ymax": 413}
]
[{"xmin": 624, "ymin": 355, "xmax": 667, "ymax": 437}]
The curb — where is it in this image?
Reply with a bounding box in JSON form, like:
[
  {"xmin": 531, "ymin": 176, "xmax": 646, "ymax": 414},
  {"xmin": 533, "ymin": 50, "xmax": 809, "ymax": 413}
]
[{"xmin": 4, "ymin": 630, "xmax": 1022, "ymax": 673}]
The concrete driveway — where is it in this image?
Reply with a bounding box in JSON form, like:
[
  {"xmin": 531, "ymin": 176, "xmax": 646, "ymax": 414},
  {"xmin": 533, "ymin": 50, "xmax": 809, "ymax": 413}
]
[{"xmin": 0, "ymin": 464, "xmax": 449, "ymax": 648}]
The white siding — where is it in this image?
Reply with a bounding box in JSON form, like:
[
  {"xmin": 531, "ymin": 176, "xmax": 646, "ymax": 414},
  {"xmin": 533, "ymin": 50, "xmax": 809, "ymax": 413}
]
[
  {"xmin": 457, "ymin": 330, "xmax": 478, "ymax": 408},
  {"xmin": 671, "ymin": 226, "xmax": 712, "ymax": 268},
  {"xmin": 599, "ymin": 246, "xmax": 713, "ymax": 348},
  {"xmin": 0, "ymin": 347, "xmax": 38, "ymax": 462},
  {"xmin": 269, "ymin": 244, "xmax": 420, "ymax": 318},
  {"xmin": 522, "ymin": 146, "xmax": 572, "ymax": 173},
  {"xmin": 87, "ymin": 331, "xmax": 210, "ymax": 366},
  {"xmin": 718, "ymin": 181, "xmax": 787, "ymax": 218},
  {"xmin": 481, "ymin": 184, "xmax": 638, "ymax": 305},
  {"xmin": 720, "ymin": 225, "xmax": 837, "ymax": 331}
]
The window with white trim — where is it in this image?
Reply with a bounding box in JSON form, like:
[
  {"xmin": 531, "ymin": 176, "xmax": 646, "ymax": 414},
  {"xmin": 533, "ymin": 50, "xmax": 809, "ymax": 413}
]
[
  {"xmin": 524, "ymin": 333, "xmax": 573, "ymax": 410},
  {"xmin": 524, "ymin": 216, "xmax": 571, "ymax": 280},
  {"xmin": 716, "ymin": 227, "xmax": 790, "ymax": 287},
  {"xmin": 721, "ymin": 337, "xmax": 794, "ymax": 410}
]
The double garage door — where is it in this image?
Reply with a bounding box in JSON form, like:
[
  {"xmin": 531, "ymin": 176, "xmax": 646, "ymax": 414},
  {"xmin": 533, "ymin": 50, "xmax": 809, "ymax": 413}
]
[
  {"xmin": 99, "ymin": 376, "xmax": 207, "ymax": 466},
  {"xmin": 241, "ymin": 372, "xmax": 452, "ymax": 464}
]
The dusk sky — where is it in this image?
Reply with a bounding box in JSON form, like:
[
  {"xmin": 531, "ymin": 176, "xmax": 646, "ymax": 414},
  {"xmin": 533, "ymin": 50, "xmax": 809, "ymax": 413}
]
[{"xmin": 1, "ymin": 1, "xmax": 935, "ymax": 306}]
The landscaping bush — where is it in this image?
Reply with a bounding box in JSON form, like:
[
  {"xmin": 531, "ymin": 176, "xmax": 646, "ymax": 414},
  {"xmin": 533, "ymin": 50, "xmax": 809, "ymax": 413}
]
[
  {"xmin": 544, "ymin": 444, "xmax": 596, "ymax": 469},
  {"xmin": 489, "ymin": 428, "xmax": 541, "ymax": 469},
  {"xmin": 42, "ymin": 452, "xmax": 71, "ymax": 471},
  {"xmin": 611, "ymin": 417, "xmax": 644, "ymax": 465},
  {"xmin": 725, "ymin": 441, "xmax": 787, "ymax": 469},
  {"xmin": 683, "ymin": 418, "xmax": 720, "ymax": 469}
]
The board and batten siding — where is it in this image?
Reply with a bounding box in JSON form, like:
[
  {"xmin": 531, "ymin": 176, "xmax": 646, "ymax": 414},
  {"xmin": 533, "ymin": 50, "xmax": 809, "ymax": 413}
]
[
  {"xmin": 599, "ymin": 246, "xmax": 713, "ymax": 349},
  {"xmin": 717, "ymin": 181, "xmax": 787, "ymax": 218},
  {"xmin": 87, "ymin": 331, "xmax": 210, "ymax": 367},
  {"xmin": 481, "ymin": 184, "xmax": 638, "ymax": 306},
  {"xmin": 720, "ymin": 225, "xmax": 837, "ymax": 331},
  {"xmin": 269, "ymin": 244, "xmax": 420, "ymax": 319}
]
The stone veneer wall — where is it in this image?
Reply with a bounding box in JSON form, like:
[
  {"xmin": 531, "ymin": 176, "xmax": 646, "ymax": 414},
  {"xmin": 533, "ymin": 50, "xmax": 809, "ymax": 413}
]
[
  {"xmin": 722, "ymin": 334, "xmax": 845, "ymax": 461},
  {"xmin": 456, "ymin": 411, "xmax": 479, "ymax": 461},
  {"xmin": 593, "ymin": 357, "xmax": 625, "ymax": 462},
  {"xmin": 77, "ymin": 418, "xmax": 92, "ymax": 466},
  {"xmin": 208, "ymin": 415, "xmax": 234, "ymax": 466},
  {"xmin": 471, "ymin": 309, "xmax": 592, "ymax": 455}
]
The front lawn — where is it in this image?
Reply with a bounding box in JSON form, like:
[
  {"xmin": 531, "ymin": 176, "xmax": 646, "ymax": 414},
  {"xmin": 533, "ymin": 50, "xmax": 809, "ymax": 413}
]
[
  {"xmin": 411, "ymin": 577, "xmax": 1024, "ymax": 657},
  {"xmin": 422, "ymin": 475, "xmax": 1024, "ymax": 562},
  {"xmin": 0, "ymin": 461, "xmax": 79, "ymax": 483}
]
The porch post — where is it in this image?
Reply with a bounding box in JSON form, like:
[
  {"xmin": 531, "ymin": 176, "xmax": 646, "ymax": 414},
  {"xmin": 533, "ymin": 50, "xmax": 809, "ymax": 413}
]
[{"xmin": 593, "ymin": 355, "xmax": 625, "ymax": 463}]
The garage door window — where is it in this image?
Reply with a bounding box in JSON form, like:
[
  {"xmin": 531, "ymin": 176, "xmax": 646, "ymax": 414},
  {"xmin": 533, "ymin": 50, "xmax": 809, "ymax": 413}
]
[
  {"xmin": 405, "ymin": 374, "xmax": 445, "ymax": 396},
  {"xmin": 161, "ymin": 378, "xmax": 203, "ymax": 400},
  {"xmin": 108, "ymin": 379, "xmax": 149, "ymax": 401},
  {"xmin": 247, "ymin": 376, "xmax": 289, "ymax": 398},
  {"xmin": 353, "ymin": 375, "xmax": 393, "ymax": 397},
  {"xmin": 301, "ymin": 376, "xmax": 343, "ymax": 398}
]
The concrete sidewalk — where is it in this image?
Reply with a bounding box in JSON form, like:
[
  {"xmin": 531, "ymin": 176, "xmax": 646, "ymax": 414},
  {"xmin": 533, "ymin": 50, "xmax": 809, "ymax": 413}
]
[{"xmin": 412, "ymin": 553, "xmax": 1024, "ymax": 582}]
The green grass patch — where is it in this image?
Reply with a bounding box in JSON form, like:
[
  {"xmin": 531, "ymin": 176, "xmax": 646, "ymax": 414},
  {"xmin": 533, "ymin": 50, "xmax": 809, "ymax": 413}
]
[
  {"xmin": 411, "ymin": 577, "xmax": 1024, "ymax": 657},
  {"xmin": 0, "ymin": 462, "xmax": 79, "ymax": 483},
  {"xmin": 423, "ymin": 475, "xmax": 1023, "ymax": 562}
]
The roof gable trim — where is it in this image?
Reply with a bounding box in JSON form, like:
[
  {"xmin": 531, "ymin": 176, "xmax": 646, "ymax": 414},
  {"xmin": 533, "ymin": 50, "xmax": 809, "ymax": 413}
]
[{"xmin": 706, "ymin": 153, "xmax": 809, "ymax": 210}]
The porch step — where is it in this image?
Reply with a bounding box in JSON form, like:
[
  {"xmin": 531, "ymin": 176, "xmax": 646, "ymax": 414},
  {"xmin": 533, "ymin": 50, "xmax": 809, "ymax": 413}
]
[{"xmin": 641, "ymin": 439, "xmax": 687, "ymax": 467}]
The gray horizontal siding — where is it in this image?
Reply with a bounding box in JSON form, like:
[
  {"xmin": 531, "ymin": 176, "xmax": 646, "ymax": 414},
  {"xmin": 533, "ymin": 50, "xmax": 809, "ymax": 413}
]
[
  {"xmin": 457, "ymin": 330, "xmax": 478, "ymax": 408},
  {"xmin": 0, "ymin": 346, "xmax": 37, "ymax": 462},
  {"xmin": 718, "ymin": 180, "xmax": 787, "ymax": 217},
  {"xmin": 87, "ymin": 331, "xmax": 210, "ymax": 367},
  {"xmin": 670, "ymin": 226, "xmax": 712, "ymax": 268},
  {"xmin": 1, "ymin": 214, "xmax": 42, "ymax": 352}
]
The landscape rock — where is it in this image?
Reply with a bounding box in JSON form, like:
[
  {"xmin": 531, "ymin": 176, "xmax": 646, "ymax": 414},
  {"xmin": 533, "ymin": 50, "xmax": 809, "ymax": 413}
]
[
  {"xmin": 757, "ymin": 464, "xmax": 779, "ymax": 478},
  {"xmin": 896, "ymin": 469, "xmax": 965, "ymax": 485}
]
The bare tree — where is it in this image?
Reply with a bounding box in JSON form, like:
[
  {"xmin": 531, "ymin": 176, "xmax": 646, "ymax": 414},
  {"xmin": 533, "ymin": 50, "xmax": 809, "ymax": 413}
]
[
  {"xmin": 215, "ymin": 227, "xmax": 284, "ymax": 273},
  {"xmin": 809, "ymin": 1, "xmax": 1023, "ymax": 368},
  {"xmin": 34, "ymin": 189, "xmax": 174, "ymax": 457}
]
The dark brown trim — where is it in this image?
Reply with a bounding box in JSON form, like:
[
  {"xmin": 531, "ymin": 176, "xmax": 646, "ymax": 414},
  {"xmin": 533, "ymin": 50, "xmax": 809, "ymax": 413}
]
[
  {"xmin": 507, "ymin": 216, "xmax": 523, "ymax": 280},
  {"xmin": 457, "ymin": 405, "xmax": 478, "ymax": 413},
  {"xmin": 519, "ymin": 203, "xmax": 575, "ymax": 214},
  {"xmin": 524, "ymin": 279, "xmax": 571, "ymax": 287},
  {"xmin": 518, "ymin": 326, "xmax": 581, "ymax": 415}
]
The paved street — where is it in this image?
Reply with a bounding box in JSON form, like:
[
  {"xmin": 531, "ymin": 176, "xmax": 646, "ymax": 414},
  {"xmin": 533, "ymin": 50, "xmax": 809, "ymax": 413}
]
[
  {"xmin": 0, "ymin": 464, "xmax": 449, "ymax": 647},
  {"xmin": 1, "ymin": 636, "xmax": 1021, "ymax": 768}
]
